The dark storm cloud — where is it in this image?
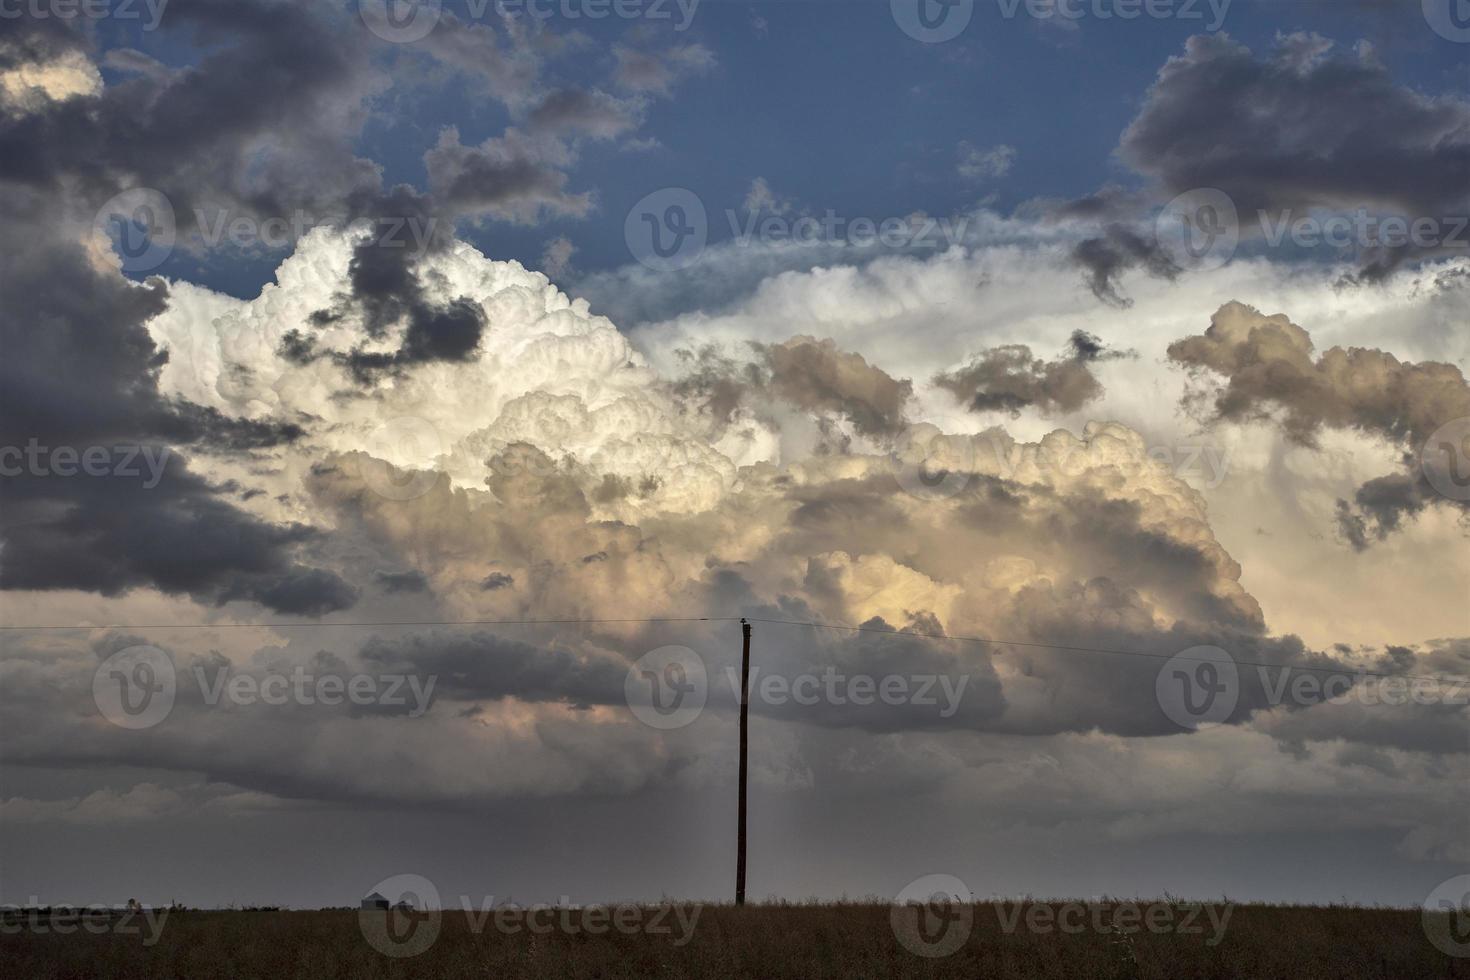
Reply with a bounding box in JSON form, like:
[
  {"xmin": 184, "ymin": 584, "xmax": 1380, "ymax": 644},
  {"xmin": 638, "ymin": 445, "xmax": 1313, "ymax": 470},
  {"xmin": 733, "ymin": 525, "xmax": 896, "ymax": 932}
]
[
  {"xmin": 423, "ymin": 127, "xmax": 592, "ymax": 223},
  {"xmin": 710, "ymin": 610, "xmax": 1007, "ymax": 733},
  {"xmin": 2, "ymin": 2, "xmax": 493, "ymax": 410},
  {"xmin": 358, "ymin": 630, "xmax": 627, "ymax": 707},
  {"xmin": 986, "ymin": 576, "xmax": 1391, "ymax": 738},
  {"xmin": 480, "ymin": 572, "xmax": 515, "ymax": 590},
  {"xmin": 1049, "ymin": 185, "xmax": 1151, "ymax": 222},
  {"xmin": 707, "ymin": 568, "xmax": 1386, "ymax": 741},
  {"xmin": 1333, "ymin": 471, "xmax": 1440, "ymax": 551},
  {"xmin": 281, "ymin": 186, "xmax": 494, "ymax": 383},
  {"xmin": 1169, "ymin": 301, "xmax": 1470, "ymax": 546},
  {"xmin": 1119, "ymin": 33, "xmax": 1470, "ymax": 220},
  {"xmin": 1256, "ymin": 693, "xmax": 1469, "ymax": 757},
  {"xmin": 1061, "ymin": 33, "xmax": 1470, "ymax": 299},
  {"xmin": 0, "ymin": 450, "xmax": 357, "ymax": 615},
  {"xmin": 0, "ymin": 0, "xmax": 382, "ymax": 224},
  {"xmin": 1040, "ymin": 494, "xmax": 1263, "ymax": 631},
  {"xmin": 934, "ymin": 331, "xmax": 1129, "ymax": 418},
  {"xmin": 0, "ymin": 11, "xmax": 79, "ymax": 77},
  {"xmin": 0, "ymin": 189, "xmax": 355, "ymax": 615},
  {"xmin": 0, "ymin": 0, "xmax": 589, "ymax": 384},
  {"xmin": 1070, "ymin": 224, "xmax": 1181, "ymax": 308},
  {"xmin": 375, "ymin": 570, "xmax": 430, "ymax": 594}
]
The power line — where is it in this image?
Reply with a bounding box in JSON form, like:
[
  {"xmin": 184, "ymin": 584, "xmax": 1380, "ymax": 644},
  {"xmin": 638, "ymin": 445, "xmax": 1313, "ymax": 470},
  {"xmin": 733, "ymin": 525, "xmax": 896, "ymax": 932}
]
[
  {"xmin": 745, "ymin": 617, "xmax": 1470, "ymax": 685},
  {"xmin": 0, "ymin": 616, "xmax": 735, "ymax": 631},
  {"xmin": 1, "ymin": 611, "xmax": 1464, "ymax": 685}
]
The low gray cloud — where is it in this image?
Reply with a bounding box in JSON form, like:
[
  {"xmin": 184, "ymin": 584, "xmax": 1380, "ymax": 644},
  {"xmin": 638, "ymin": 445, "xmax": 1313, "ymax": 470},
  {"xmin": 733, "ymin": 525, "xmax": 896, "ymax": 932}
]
[
  {"xmin": 1168, "ymin": 302, "xmax": 1470, "ymax": 450},
  {"xmin": 424, "ymin": 127, "xmax": 592, "ymax": 225},
  {"xmin": 612, "ymin": 43, "xmax": 715, "ymax": 96},
  {"xmin": 1070, "ymin": 224, "xmax": 1182, "ymax": 307},
  {"xmin": 1169, "ymin": 301, "xmax": 1470, "ymax": 546},
  {"xmin": 675, "ymin": 336, "xmax": 913, "ymax": 437},
  {"xmin": 360, "ymin": 630, "xmax": 626, "ymax": 708},
  {"xmin": 934, "ymin": 331, "xmax": 1129, "ymax": 417}
]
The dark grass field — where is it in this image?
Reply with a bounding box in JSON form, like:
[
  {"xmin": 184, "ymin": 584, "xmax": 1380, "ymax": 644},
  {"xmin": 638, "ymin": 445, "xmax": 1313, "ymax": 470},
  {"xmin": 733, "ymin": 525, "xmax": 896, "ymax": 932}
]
[{"xmin": 3, "ymin": 901, "xmax": 1464, "ymax": 979}]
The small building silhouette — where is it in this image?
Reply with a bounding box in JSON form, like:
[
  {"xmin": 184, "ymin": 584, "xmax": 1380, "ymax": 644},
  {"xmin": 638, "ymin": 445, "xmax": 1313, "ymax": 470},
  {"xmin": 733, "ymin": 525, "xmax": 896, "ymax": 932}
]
[{"xmin": 361, "ymin": 892, "xmax": 389, "ymax": 911}]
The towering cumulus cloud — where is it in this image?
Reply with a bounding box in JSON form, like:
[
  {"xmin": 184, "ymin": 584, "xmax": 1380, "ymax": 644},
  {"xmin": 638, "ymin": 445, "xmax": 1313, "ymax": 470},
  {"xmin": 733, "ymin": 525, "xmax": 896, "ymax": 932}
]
[{"xmin": 125, "ymin": 229, "xmax": 1371, "ymax": 754}]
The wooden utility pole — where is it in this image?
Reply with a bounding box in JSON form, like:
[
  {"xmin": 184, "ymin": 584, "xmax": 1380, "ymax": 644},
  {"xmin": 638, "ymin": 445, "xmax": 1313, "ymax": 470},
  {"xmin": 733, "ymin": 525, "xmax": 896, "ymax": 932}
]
[{"xmin": 736, "ymin": 618, "xmax": 751, "ymax": 906}]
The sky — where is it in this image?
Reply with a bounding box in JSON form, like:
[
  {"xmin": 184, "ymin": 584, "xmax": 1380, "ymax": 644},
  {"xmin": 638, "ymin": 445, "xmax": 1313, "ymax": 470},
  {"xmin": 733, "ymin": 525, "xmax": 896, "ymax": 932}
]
[{"xmin": 0, "ymin": 0, "xmax": 1468, "ymax": 914}]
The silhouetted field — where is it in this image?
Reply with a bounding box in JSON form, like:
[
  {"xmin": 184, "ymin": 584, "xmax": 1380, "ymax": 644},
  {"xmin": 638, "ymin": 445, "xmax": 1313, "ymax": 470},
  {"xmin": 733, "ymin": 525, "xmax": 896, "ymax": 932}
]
[{"xmin": 3, "ymin": 901, "xmax": 1463, "ymax": 979}]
